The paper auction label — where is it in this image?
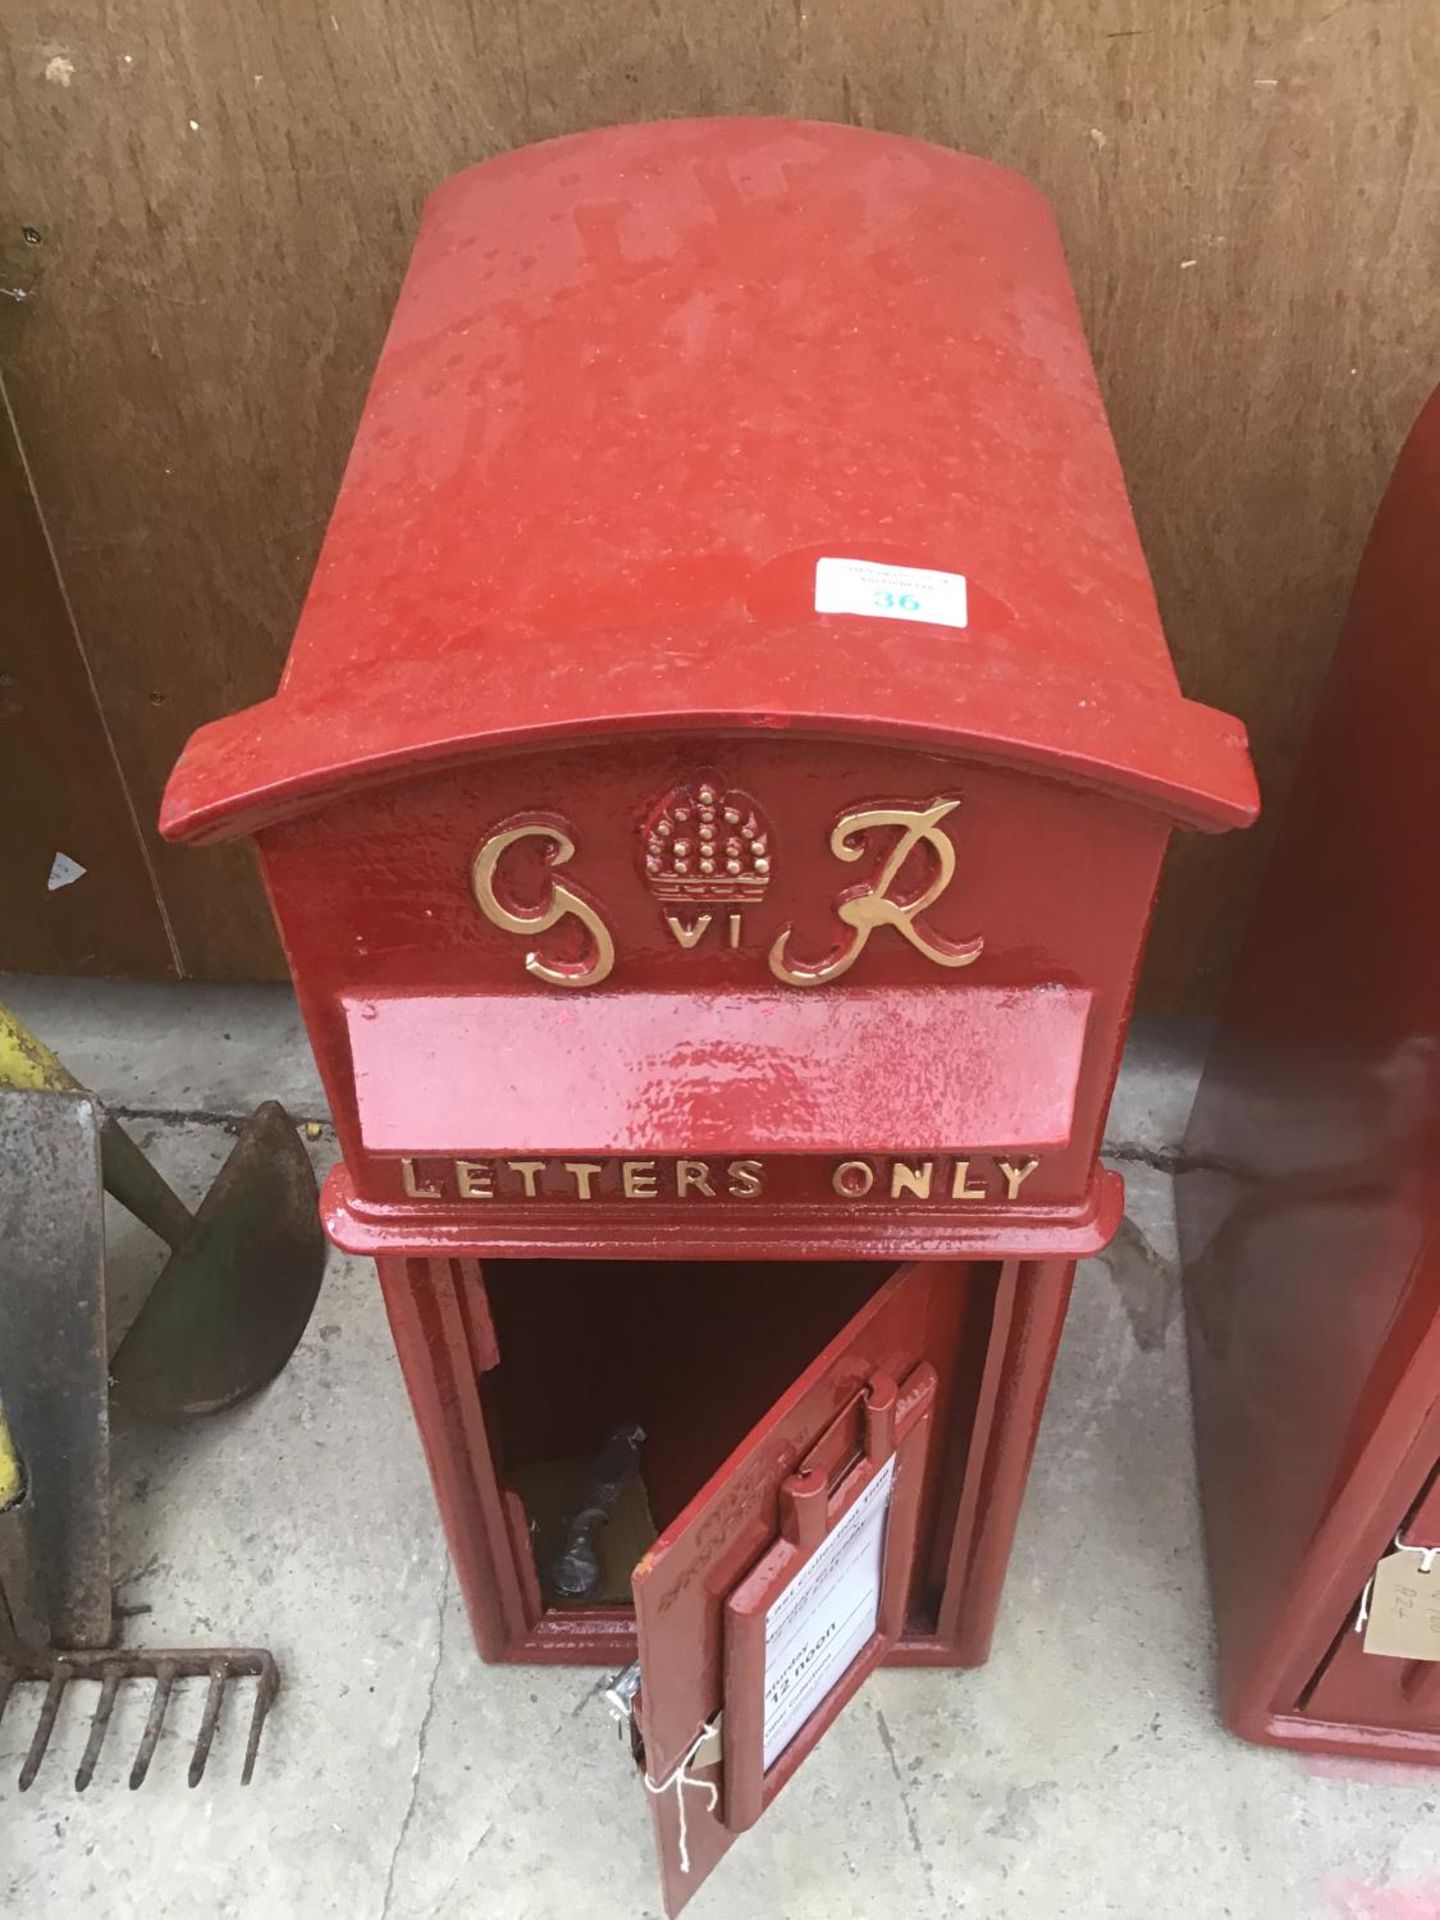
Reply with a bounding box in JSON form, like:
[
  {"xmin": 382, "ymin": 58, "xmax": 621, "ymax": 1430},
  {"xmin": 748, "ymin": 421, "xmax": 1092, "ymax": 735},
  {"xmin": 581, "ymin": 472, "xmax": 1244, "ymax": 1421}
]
[
  {"xmin": 761, "ymin": 1454, "xmax": 896, "ymax": 1770},
  {"xmin": 1362, "ymin": 1548, "xmax": 1440, "ymax": 1660},
  {"xmin": 814, "ymin": 557, "xmax": 968, "ymax": 629}
]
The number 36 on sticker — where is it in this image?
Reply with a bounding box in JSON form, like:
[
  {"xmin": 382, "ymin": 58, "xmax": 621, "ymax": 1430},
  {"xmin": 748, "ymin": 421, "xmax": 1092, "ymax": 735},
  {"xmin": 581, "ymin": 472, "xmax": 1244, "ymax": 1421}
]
[{"xmin": 815, "ymin": 556, "xmax": 969, "ymax": 631}]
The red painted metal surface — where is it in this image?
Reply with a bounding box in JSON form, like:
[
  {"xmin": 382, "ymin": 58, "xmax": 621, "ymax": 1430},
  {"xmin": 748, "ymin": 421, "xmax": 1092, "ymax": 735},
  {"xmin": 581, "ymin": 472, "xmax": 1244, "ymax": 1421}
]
[
  {"xmin": 158, "ymin": 119, "xmax": 1256, "ymax": 1899},
  {"xmin": 161, "ymin": 120, "xmax": 1252, "ymax": 847},
  {"xmin": 633, "ymin": 1264, "xmax": 940, "ymax": 1912},
  {"xmin": 376, "ymin": 1252, "xmax": 1071, "ymax": 1676},
  {"xmin": 1180, "ymin": 383, "xmax": 1440, "ymax": 1763},
  {"xmin": 344, "ymin": 983, "xmax": 1089, "ymax": 1156},
  {"xmin": 269, "ymin": 731, "xmax": 1168, "ymax": 1263}
]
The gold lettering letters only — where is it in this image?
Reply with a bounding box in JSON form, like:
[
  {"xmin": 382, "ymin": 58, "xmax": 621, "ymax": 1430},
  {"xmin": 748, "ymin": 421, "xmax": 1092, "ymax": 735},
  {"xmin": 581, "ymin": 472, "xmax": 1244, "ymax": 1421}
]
[
  {"xmin": 394, "ymin": 1152, "xmax": 1041, "ymax": 1205},
  {"xmin": 401, "ymin": 1158, "xmax": 440, "ymax": 1199},
  {"xmin": 833, "ymin": 1159, "xmax": 876, "ymax": 1198},
  {"xmin": 455, "ymin": 1159, "xmax": 494, "ymax": 1200},
  {"xmin": 471, "ymin": 817, "xmax": 615, "ymax": 988},
  {"xmin": 998, "ymin": 1157, "xmax": 1040, "ymax": 1200},
  {"xmin": 769, "ymin": 799, "xmax": 984, "ymax": 987},
  {"xmin": 951, "ymin": 1159, "xmax": 987, "ymax": 1200},
  {"xmin": 890, "ymin": 1160, "xmax": 934, "ymax": 1200},
  {"xmin": 622, "ymin": 1159, "xmax": 659, "ymax": 1199}
]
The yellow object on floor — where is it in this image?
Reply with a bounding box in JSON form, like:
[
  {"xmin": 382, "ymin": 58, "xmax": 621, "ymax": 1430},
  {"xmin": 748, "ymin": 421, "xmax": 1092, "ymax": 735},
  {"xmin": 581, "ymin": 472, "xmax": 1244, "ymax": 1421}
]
[
  {"xmin": 0, "ymin": 1000, "xmax": 77, "ymax": 1095},
  {"xmin": 0, "ymin": 1397, "xmax": 24, "ymax": 1512}
]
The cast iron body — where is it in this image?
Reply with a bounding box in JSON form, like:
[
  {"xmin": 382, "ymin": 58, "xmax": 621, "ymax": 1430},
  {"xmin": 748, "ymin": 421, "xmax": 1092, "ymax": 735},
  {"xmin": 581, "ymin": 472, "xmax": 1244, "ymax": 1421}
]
[
  {"xmin": 1180, "ymin": 385, "xmax": 1440, "ymax": 1763},
  {"xmin": 162, "ymin": 120, "xmax": 1257, "ymax": 1907}
]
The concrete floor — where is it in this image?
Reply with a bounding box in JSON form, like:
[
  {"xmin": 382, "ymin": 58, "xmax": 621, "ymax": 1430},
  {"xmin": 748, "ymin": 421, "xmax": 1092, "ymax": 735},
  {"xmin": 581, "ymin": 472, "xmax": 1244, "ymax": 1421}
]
[{"xmin": 1, "ymin": 977, "xmax": 1437, "ymax": 1920}]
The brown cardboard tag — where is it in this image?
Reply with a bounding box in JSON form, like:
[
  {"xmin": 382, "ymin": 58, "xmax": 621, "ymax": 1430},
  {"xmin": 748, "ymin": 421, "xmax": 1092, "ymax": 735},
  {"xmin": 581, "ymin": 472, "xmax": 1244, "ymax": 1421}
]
[{"xmin": 1362, "ymin": 1550, "xmax": 1440, "ymax": 1660}]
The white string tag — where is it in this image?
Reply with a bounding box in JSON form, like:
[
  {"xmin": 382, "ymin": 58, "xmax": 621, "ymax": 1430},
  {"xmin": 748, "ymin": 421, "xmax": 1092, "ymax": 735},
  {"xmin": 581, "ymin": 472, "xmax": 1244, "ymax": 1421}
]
[{"xmin": 644, "ymin": 1718, "xmax": 721, "ymax": 1876}]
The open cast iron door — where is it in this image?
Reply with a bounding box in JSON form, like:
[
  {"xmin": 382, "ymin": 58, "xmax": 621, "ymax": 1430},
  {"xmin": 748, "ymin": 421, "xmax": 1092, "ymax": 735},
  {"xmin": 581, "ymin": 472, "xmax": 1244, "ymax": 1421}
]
[{"xmin": 628, "ymin": 1262, "xmax": 942, "ymax": 1914}]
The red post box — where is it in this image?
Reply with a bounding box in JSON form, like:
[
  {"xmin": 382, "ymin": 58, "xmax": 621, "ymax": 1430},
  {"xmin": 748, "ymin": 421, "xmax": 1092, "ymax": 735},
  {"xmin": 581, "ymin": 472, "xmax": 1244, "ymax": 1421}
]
[
  {"xmin": 1180, "ymin": 386, "xmax": 1440, "ymax": 1766},
  {"xmin": 162, "ymin": 120, "xmax": 1256, "ymax": 1908}
]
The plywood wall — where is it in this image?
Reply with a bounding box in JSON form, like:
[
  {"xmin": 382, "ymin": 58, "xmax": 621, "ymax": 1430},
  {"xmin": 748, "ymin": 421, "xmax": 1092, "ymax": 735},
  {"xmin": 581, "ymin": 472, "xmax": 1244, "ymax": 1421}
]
[
  {"xmin": 2, "ymin": 1, "xmax": 1437, "ymax": 1004},
  {"xmin": 0, "ymin": 383, "xmax": 176, "ymax": 975}
]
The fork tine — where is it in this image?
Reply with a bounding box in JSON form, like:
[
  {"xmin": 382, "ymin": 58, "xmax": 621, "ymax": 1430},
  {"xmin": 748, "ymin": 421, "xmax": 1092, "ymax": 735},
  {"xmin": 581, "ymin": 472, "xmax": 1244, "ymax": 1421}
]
[
  {"xmin": 75, "ymin": 1669, "xmax": 122, "ymax": 1791},
  {"xmin": 0, "ymin": 1648, "xmax": 279, "ymax": 1792},
  {"xmin": 240, "ymin": 1657, "xmax": 279, "ymax": 1786},
  {"xmin": 188, "ymin": 1662, "xmax": 227, "ymax": 1788},
  {"xmin": 19, "ymin": 1664, "xmax": 68, "ymax": 1790},
  {"xmin": 129, "ymin": 1664, "xmax": 176, "ymax": 1789}
]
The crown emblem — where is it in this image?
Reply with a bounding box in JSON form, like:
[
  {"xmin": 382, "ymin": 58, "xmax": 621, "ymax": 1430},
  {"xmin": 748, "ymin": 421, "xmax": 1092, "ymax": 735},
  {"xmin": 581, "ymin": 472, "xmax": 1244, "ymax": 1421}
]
[{"xmin": 642, "ymin": 776, "xmax": 772, "ymax": 903}]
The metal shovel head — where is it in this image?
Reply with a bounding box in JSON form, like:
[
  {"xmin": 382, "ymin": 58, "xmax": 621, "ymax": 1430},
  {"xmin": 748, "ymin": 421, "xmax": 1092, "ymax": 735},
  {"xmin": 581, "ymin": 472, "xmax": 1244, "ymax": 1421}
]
[{"xmin": 109, "ymin": 1103, "xmax": 325, "ymax": 1419}]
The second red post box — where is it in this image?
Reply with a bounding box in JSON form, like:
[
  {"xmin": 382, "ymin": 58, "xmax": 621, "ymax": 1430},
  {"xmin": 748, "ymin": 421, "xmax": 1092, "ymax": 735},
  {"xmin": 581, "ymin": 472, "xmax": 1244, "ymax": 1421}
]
[
  {"xmin": 162, "ymin": 119, "xmax": 1257, "ymax": 1910},
  {"xmin": 1181, "ymin": 385, "xmax": 1440, "ymax": 1766}
]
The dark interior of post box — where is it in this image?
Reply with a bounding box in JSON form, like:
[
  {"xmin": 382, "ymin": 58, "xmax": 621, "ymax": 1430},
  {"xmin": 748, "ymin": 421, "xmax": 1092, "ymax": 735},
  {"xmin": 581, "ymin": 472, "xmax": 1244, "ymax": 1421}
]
[{"xmin": 479, "ymin": 1258, "xmax": 1000, "ymax": 1632}]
